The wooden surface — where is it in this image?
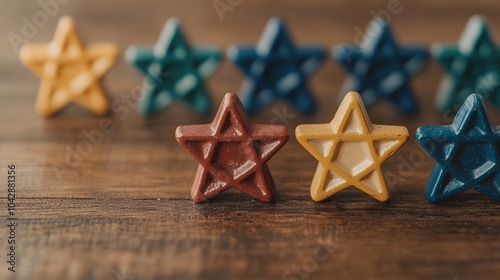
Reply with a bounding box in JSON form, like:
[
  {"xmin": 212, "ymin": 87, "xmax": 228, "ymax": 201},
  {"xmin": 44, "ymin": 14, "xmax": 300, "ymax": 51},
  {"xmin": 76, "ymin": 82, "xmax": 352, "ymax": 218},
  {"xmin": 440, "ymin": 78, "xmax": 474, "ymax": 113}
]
[{"xmin": 1, "ymin": 0, "xmax": 500, "ymax": 279}]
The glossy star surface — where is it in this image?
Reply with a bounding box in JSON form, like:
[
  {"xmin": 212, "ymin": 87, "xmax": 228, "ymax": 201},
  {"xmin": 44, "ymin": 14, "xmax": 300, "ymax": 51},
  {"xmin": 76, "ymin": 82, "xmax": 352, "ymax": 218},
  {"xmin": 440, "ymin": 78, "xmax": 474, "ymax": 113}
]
[
  {"xmin": 176, "ymin": 92, "xmax": 289, "ymax": 203},
  {"xmin": 126, "ymin": 18, "xmax": 221, "ymax": 115},
  {"xmin": 296, "ymin": 91, "xmax": 408, "ymax": 202},
  {"xmin": 20, "ymin": 16, "xmax": 117, "ymax": 117},
  {"xmin": 432, "ymin": 16, "xmax": 500, "ymax": 112},
  {"xmin": 333, "ymin": 18, "xmax": 428, "ymax": 115},
  {"xmin": 227, "ymin": 18, "xmax": 325, "ymax": 115},
  {"xmin": 416, "ymin": 94, "xmax": 500, "ymax": 202}
]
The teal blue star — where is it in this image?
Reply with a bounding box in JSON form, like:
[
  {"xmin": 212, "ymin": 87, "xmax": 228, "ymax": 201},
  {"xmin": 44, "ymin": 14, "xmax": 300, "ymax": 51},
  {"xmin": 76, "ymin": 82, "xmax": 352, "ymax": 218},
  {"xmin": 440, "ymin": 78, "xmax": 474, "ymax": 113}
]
[
  {"xmin": 432, "ymin": 15, "xmax": 500, "ymax": 113},
  {"xmin": 416, "ymin": 94, "xmax": 500, "ymax": 203},
  {"xmin": 126, "ymin": 18, "xmax": 221, "ymax": 115}
]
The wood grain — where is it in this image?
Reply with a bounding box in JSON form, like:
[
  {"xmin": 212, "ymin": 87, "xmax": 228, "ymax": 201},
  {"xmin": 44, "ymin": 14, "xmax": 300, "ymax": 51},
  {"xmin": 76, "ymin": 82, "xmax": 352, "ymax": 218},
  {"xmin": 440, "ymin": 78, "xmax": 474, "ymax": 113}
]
[{"xmin": 1, "ymin": 0, "xmax": 500, "ymax": 279}]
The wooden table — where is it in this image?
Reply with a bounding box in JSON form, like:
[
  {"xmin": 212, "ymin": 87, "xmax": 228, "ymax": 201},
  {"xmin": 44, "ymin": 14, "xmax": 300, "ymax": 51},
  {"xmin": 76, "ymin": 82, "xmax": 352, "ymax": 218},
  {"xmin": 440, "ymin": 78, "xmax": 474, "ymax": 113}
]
[{"xmin": 1, "ymin": 0, "xmax": 500, "ymax": 279}]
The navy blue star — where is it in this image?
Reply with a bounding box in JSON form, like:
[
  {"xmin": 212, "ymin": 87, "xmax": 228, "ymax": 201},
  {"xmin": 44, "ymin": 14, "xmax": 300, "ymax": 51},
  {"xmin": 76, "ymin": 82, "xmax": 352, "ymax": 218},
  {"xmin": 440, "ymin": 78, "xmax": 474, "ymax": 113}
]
[
  {"xmin": 416, "ymin": 94, "xmax": 500, "ymax": 202},
  {"xmin": 333, "ymin": 18, "xmax": 428, "ymax": 115},
  {"xmin": 227, "ymin": 18, "xmax": 325, "ymax": 115},
  {"xmin": 126, "ymin": 18, "xmax": 221, "ymax": 115}
]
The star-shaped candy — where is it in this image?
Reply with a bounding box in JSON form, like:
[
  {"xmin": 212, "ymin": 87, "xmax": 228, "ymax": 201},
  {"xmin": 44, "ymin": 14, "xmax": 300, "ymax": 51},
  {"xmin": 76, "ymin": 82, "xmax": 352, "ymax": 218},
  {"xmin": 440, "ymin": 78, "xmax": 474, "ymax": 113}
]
[
  {"xmin": 20, "ymin": 16, "xmax": 118, "ymax": 117},
  {"xmin": 176, "ymin": 92, "xmax": 289, "ymax": 203},
  {"xmin": 333, "ymin": 18, "xmax": 428, "ymax": 115},
  {"xmin": 416, "ymin": 94, "xmax": 500, "ymax": 202},
  {"xmin": 227, "ymin": 18, "xmax": 325, "ymax": 115},
  {"xmin": 432, "ymin": 16, "xmax": 500, "ymax": 113},
  {"xmin": 126, "ymin": 18, "xmax": 221, "ymax": 115},
  {"xmin": 296, "ymin": 91, "xmax": 408, "ymax": 202}
]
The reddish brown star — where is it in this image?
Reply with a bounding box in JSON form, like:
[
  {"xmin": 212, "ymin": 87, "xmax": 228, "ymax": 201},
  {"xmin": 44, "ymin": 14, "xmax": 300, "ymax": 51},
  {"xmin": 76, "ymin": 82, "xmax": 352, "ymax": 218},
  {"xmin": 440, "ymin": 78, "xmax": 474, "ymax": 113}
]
[{"xmin": 176, "ymin": 92, "xmax": 289, "ymax": 202}]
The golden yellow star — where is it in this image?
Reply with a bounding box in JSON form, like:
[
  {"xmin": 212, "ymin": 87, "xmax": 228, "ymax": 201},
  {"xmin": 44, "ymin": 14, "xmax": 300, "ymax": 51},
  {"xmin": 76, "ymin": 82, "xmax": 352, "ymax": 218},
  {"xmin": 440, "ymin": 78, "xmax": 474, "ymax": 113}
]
[
  {"xmin": 296, "ymin": 91, "xmax": 409, "ymax": 202},
  {"xmin": 20, "ymin": 16, "xmax": 118, "ymax": 117}
]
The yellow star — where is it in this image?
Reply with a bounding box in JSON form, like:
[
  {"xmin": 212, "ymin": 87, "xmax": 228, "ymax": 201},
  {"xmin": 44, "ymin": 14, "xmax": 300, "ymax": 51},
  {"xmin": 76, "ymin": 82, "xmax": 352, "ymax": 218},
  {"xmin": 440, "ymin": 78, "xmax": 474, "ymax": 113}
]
[
  {"xmin": 20, "ymin": 16, "xmax": 118, "ymax": 117},
  {"xmin": 296, "ymin": 91, "xmax": 409, "ymax": 202}
]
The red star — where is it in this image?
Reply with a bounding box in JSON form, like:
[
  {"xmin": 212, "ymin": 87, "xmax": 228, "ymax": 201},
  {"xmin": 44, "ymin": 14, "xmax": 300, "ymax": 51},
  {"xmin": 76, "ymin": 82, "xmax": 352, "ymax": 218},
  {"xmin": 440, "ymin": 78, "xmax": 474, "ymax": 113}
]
[{"xmin": 176, "ymin": 92, "xmax": 289, "ymax": 202}]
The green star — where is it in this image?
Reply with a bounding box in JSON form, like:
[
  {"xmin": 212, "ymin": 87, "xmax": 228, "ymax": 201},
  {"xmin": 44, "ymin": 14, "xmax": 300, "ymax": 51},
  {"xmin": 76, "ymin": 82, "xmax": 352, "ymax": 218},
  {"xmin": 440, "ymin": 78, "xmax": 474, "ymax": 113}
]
[
  {"xmin": 432, "ymin": 15, "xmax": 500, "ymax": 113},
  {"xmin": 126, "ymin": 18, "xmax": 221, "ymax": 115}
]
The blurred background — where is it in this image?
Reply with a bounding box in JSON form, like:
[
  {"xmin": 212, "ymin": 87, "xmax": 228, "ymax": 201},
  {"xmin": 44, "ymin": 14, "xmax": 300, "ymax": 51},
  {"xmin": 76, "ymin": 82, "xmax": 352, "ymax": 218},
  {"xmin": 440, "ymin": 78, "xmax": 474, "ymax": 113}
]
[
  {"xmin": 1, "ymin": 0, "xmax": 500, "ymax": 123},
  {"xmin": 1, "ymin": 1, "xmax": 500, "ymax": 280}
]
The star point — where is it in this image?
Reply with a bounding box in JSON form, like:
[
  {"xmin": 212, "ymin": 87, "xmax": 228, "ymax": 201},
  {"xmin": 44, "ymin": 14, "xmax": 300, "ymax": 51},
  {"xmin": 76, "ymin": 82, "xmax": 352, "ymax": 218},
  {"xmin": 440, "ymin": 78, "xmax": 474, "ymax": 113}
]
[
  {"xmin": 417, "ymin": 93, "xmax": 500, "ymax": 202},
  {"xmin": 20, "ymin": 16, "xmax": 118, "ymax": 117},
  {"xmin": 227, "ymin": 17, "xmax": 325, "ymax": 115},
  {"xmin": 126, "ymin": 18, "xmax": 221, "ymax": 115},
  {"xmin": 176, "ymin": 92, "xmax": 289, "ymax": 203},
  {"xmin": 296, "ymin": 91, "xmax": 409, "ymax": 202},
  {"xmin": 333, "ymin": 18, "xmax": 428, "ymax": 115}
]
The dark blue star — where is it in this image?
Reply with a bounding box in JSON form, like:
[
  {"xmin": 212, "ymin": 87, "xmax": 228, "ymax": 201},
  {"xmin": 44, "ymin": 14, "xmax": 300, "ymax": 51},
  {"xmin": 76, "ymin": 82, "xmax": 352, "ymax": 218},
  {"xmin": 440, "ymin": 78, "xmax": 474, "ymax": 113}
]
[
  {"xmin": 333, "ymin": 18, "xmax": 428, "ymax": 115},
  {"xmin": 126, "ymin": 18, "xmax": 221, "ymax": 115},
  {"xmin": 416, "ymin": 94, "xmax": 500, "ymax": 202},
  {"xmin": 227, "ymin": 18, "xmax": 325, "ymax": 115}
]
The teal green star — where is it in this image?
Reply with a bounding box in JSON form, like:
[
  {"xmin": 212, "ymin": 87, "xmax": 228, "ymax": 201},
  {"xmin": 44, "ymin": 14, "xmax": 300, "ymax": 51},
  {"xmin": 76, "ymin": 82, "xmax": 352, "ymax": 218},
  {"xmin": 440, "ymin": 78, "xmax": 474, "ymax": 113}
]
[
  {"xmin": 432, "ymin": 15, "xmax": 500, "ymax": 113},
  {"xmin": 125, "ymin": 18, "xmax": 221, "ymax": 115}
]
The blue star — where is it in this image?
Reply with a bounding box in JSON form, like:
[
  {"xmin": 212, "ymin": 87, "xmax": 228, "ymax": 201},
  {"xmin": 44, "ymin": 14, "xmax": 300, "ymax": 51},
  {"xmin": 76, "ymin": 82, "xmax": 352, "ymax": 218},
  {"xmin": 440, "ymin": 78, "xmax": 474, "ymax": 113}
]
[
  {"xmin": 333, "ymin": 18, "xmax": 428, "ymax": 115},
  {"xmin": 126, "ymin": 18, "xmax": 221, "ymax": 115},
  {"xmin": 227, "ymin": 18, "xmax": 325, "ymax": 115},
  {"xmin": 432, "ymin": 15, "xmax": 500, "ymax": 113},
  {"xmin": 416, "ymin": 94, "xmax": 500, "ymax": 203}
]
